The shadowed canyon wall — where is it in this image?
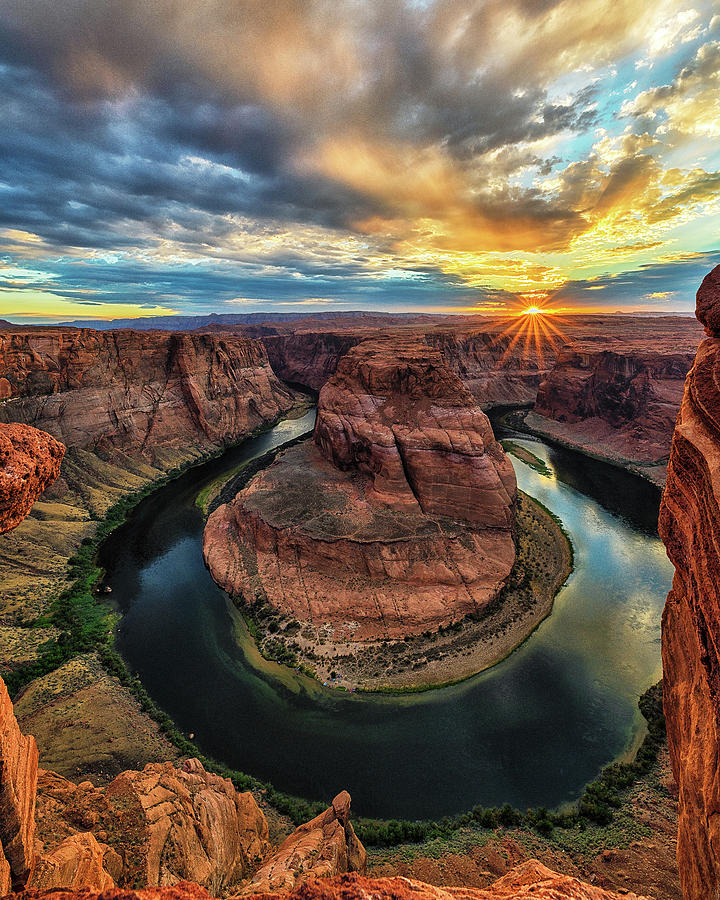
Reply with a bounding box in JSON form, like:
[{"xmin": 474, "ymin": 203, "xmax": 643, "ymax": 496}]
[
  {"xmin": 660, "ymin": 266, "xmax": 720, "ymax": 900},
  {"xmin": 0, "ymin": 329, "xmax": 295, "ymax": 458}
]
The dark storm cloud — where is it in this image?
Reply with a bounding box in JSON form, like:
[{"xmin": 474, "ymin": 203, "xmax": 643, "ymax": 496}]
[{"xmin": 0, "ymin": 0, "xmax": 605, "ymax": 258}]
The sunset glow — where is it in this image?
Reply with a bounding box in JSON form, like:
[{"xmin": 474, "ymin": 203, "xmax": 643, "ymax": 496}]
[{"xmin": 0, "ymin": 1, "xmax": 718, "ymax": 322}]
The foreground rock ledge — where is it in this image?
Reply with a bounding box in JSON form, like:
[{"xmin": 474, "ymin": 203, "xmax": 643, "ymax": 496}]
[
  {"xmin": 204, "ymin": 338, "xmax": 517, "ymax": 640},
  {"xmin": 6, "ymin": 864, "xmax": 648, "ymax": 900}
]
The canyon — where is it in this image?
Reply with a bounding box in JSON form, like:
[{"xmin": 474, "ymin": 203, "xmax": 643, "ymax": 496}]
[
  {"xmin": 0, "ymin": 297, "xmax": 717, "ymax": 899},
  {"xmin": 244, "ymin": 315, "xmax": 702, "ymax": 484},
  {"xmin": 203, "ymin": 338, "xmax": 518, "ymax": 650},
  {"xmin": 0, "ymin": 329, "xmax": 295, "ymax": 459}
]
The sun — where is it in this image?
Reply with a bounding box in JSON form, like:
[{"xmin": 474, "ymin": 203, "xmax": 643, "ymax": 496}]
[{"xmin": 484, "ymin": 298, "xmax": 573, "ymax": 370}]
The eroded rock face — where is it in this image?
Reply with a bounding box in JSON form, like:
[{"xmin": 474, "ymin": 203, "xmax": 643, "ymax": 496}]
[
  {"xmin": 660, "ymin": 266, "xmax": 720, "ymax": 899},
  {"xmin": 0, "ymin": 330, "xmax": 294, "ymax": 459},
  {"xmin": 0, "ymin": 423, "xmax": 64, "ymax": 535},
  {"xmin": 239, "ymin": 792, "xmax": 365, "ymax": 895},
  {"xmin": 0, "ymin": 674, "xmax": 38, "ymax": 890},
  {"xmin": 204, "ymin": 339, "xmax": 516, "ymax": 639},
  {"xmin": 27, "ymin": 832, "xmax": 116, "ymax": 892},
  {"xmin": 260, "ymin": 332, "xmax": 365, "ymax": 392},
  {"xmin": 534, "ymin": 343, "xmax": 695, "ymax": 468}
]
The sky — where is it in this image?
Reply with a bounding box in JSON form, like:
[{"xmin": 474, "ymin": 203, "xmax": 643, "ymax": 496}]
[{"xmin": 0, "ymin": 0, "xmax": 719, "ymax": 323}]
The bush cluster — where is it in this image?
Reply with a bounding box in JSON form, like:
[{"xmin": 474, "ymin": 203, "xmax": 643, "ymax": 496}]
[{"xmin": 354, "ymin": 683, "xmax": 665, "ymax": 846}]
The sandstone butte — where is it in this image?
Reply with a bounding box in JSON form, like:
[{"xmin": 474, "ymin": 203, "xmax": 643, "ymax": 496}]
[
  {"xmin": 203, "ymin": 338, "xmax": 517, "ymax": 640},
  {"xmin": 0, "ymin": 423, "xmax": 64, "ymax": 535},
  {"xmin": 660, "ymin": 264, "xmax": 720, "ymax": 899},
  {"xmin": 0, "ymin": 329, "xmax": 295, "ymax": 458}
]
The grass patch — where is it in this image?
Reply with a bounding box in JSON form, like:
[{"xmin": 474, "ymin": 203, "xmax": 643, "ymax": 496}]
[{"xmin": 502, "ymin": 440, "xmax": 553, "ymax": 478}]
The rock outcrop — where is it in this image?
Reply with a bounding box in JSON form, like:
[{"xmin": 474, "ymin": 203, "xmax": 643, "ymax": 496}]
[
  {"xmin": 104, "ymin": 760, "xmax": 269, "ymax": 892},
  {"xmin": 0, "ymin": 423, "xmax": 64, "ymax": 535},
  {"xmin": 204, "ymin": 339, "xmax": 517, "ymax": 640},
  {"xmin": 240, "ymin": 792, "xmax": 365, "ymax": 895},
  {"xmin": 314, "ymin": 340, "xmax": 516, "ymax": 527},
  {"xmin": 27, "ymin": 832, "xmax": 117, "ymax": 892},
  {"xmin": 6, "ymin": 862, "xmax": 648, "ymax": 900},
  {"xmin": 33, "ymin": 760, "xmax": 270, "ymax": 894},
  {"xmin": 0, "ymin": 329, "xmax": 294, "ymax": 460},
  {"xmin": 660, "ymin": 266, "xmax": 720, "ymax": 899},
  {"xmin": 0, "ymin": 674, "xmax": 365, "ymax": 896},
  {"xmin": 0, "ymin": 676, "xmax": 38, "ymax": 892}
]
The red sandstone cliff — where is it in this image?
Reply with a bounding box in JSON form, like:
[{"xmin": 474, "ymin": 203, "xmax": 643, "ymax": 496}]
[
  {"xmin": 204, "ymin": 338, "xmax": 516, "ymax": 640},
  {"xmin": 0, "ymin": 423, "xmax": 64, "ymax": 535},
  {"xmin": 0, "ymin": 330, "xmax": 295, "ymax": 459},
  {"xmin": 660, "ymin": 266, "xmax": 720, "ymax": 899},
  {"xmin": 530, "ymin": 340, "xmax": 697, "ymax": 478},
  {"xmin": 0, "ymin": 676, "xmax": 38, "ymax": 893}
]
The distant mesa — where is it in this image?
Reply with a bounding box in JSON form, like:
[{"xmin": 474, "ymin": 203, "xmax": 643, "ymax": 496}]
[{"xmin": 204, "ymin": 337, "xmax": 517, "ymax": 641}]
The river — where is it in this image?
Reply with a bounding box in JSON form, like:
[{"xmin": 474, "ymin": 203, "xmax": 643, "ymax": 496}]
[{"xmin": 102, "ymin": 407, "xmax": 673, "ymax": 820}]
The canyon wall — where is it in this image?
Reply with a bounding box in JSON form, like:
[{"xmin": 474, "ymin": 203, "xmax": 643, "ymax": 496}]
[
  {"xmin": 0, "ymin": 329, "xmax": 295, "ymax": 459},
  {"xmin": 0, "ymin": 423, "xmax": 64, "ymax": 535},
  {"xmin": 660, "ymin": 266, "xmax": 720, "ymax": 899},
  {"xmin": 258, "ymin": 331, "xmax": 365, "ymax": 392},
  {"xmin": 204, "ymin": 338, "xmax": 516, "ymax": 640},
  {"xmin": 529, "ymin": 341, "xmax": 697, "ymax": 483},
  {"xmin": 253, "ymin": 326, "xmax": 546, "ymax": 406}
]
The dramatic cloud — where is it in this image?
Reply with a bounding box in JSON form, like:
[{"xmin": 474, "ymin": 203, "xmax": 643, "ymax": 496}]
[{"xmin": 0, "ymin": 0, "xmax": 718, "ymax": 320}]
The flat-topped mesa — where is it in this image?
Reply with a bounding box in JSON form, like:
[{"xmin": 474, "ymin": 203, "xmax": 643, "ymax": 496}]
[
  {"xmin": 204, "ymin": 338, "xmax": 517, "ymax": 641},
  {"xmin": 659, "ymin": 265, "xmax": 720, "ymax": 899},
  {"xmin": 313, "ymin": 339, "xmax": 516, "ymax": 528}
]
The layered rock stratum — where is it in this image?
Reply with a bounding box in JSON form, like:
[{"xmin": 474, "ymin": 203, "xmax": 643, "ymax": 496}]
[
  {"xmin": 660, "ymin": 265, "xmax": 720, "ymax": 899},
  {"xmin": 0, "ymin": 424, "xmax": 64, "ymax": 535},
  {"xmin": 204, "ymin": 338, "xmax": 517, "ymax": 640},
  {"xmin": 0, "ymin": 329, "xmax": 295, "ymax": 458}
]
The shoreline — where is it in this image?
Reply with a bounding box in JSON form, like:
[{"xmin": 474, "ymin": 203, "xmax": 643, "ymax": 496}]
[
  {"xmin": 498, "ymin": 408, "xmax": 668, "ymax": 490},
  {"xmin": 4, "ymin": 398, "xmax": 667, "ymax": 838}
]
